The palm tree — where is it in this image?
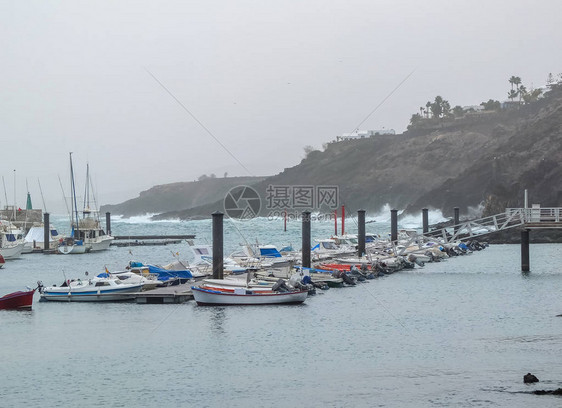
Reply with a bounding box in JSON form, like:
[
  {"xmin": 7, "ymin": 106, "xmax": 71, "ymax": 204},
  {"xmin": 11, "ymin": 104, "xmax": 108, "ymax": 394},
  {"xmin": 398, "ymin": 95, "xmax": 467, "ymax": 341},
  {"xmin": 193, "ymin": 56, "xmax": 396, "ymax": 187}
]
[
  {"xmin": 509, "ymin": 76, "xmax": 518, "ymax": 91},
  {"xmin": 518, "ymin": 85, "xmax": 527, "ymax": 104},
  {"xmin": 508, "ymin": 89, "xmax": 518, "ymax": 102},
  {"xmin": 426, "ymin": 101, "xmax": 431, "ymax": 118}
]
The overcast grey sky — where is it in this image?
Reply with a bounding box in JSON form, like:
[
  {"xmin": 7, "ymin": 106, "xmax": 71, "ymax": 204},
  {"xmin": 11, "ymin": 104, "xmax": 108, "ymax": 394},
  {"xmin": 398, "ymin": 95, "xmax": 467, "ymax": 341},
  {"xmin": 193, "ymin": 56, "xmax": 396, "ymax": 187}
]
[{"xmin": 2, "ymin": 0, "xmax": 562, "ymax": 212}]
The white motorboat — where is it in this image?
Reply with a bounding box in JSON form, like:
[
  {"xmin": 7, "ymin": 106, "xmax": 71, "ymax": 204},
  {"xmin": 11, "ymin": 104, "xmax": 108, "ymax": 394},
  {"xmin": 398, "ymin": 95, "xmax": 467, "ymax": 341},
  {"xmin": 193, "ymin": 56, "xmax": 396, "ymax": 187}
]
[
  {"xmin": 0, "ymin": 224, "xmax": 25, "ymax": 260},
  {"xmin": 192, "ymin": 286, "xmax": 308, "ymax": 306},
  {"xmin": 106, "ymin": 270, "xmax": 163, "ymax": 290},
  {"xmin": 39, "ymin": 274, "xmax": 142, "ymax": 301},
  {"xmin": 76, "ymin": 214, "xmax": 114, "ymax": 251}
]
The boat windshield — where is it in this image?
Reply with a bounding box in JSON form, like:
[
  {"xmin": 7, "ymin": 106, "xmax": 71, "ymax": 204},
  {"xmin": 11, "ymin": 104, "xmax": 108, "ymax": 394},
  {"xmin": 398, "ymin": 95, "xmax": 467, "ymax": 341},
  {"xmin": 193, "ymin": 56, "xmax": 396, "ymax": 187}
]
[{"xmin": 322, "ymin": 241, "xmax": 337, "ymax": 250}]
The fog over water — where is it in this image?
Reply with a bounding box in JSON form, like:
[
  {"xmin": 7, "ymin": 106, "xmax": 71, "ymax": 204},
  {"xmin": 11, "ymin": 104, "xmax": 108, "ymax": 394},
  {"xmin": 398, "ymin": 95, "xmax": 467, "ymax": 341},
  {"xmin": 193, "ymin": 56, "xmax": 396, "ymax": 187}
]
[{"xmin": 2, "ymin": 0, "xmax": 562, "ymax": 212}]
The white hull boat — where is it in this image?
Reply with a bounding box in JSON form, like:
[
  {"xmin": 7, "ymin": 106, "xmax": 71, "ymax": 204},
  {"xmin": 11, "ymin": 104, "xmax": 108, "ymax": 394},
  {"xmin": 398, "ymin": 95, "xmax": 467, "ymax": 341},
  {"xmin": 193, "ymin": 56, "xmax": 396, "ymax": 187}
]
[
  {"xmin": 85, "ymin": 235, "xmax": 114, "ymax": 252},
  {"xmin": 192, "ymin": 286, "xmax": 308, "ymax": 305},
  {"xmin": 0, "ymin": 242, "xmax": 25, "ymax": 259},
  {"xmin": 39, "ymin": 275, "xmax": 142, "ymax": 301},
  {"xmin": 58, "ymin": 241, "xmax": 88, "ymax": 254}
]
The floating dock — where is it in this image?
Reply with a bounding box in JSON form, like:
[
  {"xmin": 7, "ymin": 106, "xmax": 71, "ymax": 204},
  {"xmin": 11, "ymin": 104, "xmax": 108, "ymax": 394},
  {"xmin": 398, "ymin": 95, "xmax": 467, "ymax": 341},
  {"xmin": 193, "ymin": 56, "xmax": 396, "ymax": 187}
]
[{"xmin": 133, "ymin": 284, "xmax": 193, "ymax": 304}]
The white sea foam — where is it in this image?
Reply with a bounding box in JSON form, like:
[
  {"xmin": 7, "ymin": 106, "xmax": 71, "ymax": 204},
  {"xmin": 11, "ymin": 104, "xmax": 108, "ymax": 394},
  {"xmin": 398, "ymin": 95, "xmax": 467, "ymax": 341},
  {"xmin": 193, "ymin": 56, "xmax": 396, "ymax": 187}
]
[{"xmin": 111, "ymin": 213, "xmax": 183, "ymax": 224}]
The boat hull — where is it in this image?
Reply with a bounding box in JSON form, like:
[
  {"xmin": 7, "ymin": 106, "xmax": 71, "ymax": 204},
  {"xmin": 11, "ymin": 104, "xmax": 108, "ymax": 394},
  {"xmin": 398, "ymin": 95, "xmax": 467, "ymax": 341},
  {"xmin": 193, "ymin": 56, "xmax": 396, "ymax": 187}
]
[
  {"xmin": 192, "ymin": 287, "xmax": 307, "ymax": 306},
  {"xmin": 58, "ymin": 244, "xmax": 88, "ymax": 255},
  {"xmin": 0, "ymin": 242, "xmax": 25, "ymax": 259},
  {"xmin": 0, "ymin": 289, "xmax": 35, "ymax": 310},
  {"xmin": 86, "ymin": 236, "xmax": 114, "ymax": 252},
  {"xmin": 40, "ymin": 284, "xmax": 142, "ymax": 302}
]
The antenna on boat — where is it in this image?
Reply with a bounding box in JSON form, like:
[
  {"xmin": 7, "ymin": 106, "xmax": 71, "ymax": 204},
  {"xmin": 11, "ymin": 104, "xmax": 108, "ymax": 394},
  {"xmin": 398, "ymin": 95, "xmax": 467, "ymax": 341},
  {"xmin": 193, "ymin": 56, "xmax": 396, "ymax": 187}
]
[{"xmin": 38, "ymin": 178, "xmax": 47, "ymax": 212}]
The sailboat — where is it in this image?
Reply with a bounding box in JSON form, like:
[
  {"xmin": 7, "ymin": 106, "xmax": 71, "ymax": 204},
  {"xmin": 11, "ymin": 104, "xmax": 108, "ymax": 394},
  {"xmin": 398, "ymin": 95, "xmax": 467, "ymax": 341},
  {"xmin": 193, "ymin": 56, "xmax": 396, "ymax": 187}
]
[
  {"xmin": 58, "ymin": 153, "xmax": 88, "ymax": 255},
  {"xmin": 75, "ymin": 163, "xmax": 114, "ymax": 252}
]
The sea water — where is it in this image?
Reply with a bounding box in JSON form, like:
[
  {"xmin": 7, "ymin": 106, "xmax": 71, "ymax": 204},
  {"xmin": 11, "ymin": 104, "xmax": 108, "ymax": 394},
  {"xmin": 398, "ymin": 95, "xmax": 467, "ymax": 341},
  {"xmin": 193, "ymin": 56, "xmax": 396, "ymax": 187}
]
[{"xmin": 1, "ymin": 215, "xmax": 562, "ymax": 407}]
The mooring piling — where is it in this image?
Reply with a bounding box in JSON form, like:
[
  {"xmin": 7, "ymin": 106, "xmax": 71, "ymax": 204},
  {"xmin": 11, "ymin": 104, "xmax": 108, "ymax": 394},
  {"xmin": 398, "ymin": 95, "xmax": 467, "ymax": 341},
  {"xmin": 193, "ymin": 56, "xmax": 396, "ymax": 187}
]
[
  {"xmin": 521, "ymin": 229, "xmax": 530, "ymax": 272},
  {"xmin": 422, "ymin": 208, "xmax": 429, "ymax": 234},
  {"xmin": 357, "ymin": 209, "xmax": 366, "ymax": 257},
  {"xmin": 105, "ymin": 212, "xmax": 111, "ymax": 236},
  {"xmin": 43, "ymin": 212, "xmax": 50, "ymax": 251},
  {"xmin": 212, "ymin": 211, "xmax": 224, "ymax": 279},
  {"xmin": 391, "ymin": 209, "xmax": 398, "ymax": 242},
  {"xmin": 302, "ymin": 211, "xmax": 311, "ymax": 268}
]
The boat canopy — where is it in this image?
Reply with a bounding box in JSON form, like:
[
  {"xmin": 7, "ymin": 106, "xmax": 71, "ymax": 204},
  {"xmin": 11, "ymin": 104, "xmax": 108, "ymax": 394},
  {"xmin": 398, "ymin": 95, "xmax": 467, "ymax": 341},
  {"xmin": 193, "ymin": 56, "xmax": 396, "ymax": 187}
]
[
  {"xmin": 259, "ymin": 246, "xmax": 282, "ymax": 258},
  {"xmin": 147, "ymin": 265, "xmax": 193, "ymax": 281}
]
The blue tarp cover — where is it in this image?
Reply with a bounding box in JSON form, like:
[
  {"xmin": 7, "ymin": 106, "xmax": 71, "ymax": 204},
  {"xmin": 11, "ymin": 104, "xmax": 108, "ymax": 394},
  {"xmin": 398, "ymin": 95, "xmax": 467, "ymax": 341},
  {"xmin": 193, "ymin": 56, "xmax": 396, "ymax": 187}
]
[
  {"xmin": 147, "ymin": 265, "xmax": 193, "ymax": 281},
  {"xmin": 259, "ymin": 247, "xmax": 282, "ymax": 258}
]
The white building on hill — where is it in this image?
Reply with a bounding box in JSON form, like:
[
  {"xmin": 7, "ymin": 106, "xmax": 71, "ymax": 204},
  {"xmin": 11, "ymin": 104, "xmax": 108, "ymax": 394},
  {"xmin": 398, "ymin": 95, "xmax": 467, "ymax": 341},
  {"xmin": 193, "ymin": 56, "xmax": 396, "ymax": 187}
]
[{"xmin": 336, "ymin": 129, "xmax": 395, "ymax": 142}]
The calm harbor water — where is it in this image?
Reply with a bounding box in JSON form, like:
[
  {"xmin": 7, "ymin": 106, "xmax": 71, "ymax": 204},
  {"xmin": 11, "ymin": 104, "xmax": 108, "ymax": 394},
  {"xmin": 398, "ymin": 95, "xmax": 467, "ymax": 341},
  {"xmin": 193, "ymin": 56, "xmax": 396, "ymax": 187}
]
[{"xmin": 1, "ymin": 215, "xmax": 562, "ymax": 407}]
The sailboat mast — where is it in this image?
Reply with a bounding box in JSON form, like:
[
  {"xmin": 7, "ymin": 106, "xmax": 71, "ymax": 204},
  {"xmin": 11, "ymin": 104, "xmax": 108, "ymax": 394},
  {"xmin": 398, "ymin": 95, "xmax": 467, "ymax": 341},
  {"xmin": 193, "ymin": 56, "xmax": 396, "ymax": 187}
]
[
  {"xmin": 13, "ymin": 169, "xmax": 16, "ymax": 220},
  {"xmin": 38, "ymin": 178, "xmax": 47, "ymax": 212},
  {"xmin": 69, "ymin": 153, "xmax": 80, "ymax": 235},
  {"xmin": 83, "ymin": 163, "xmax": 88, "ymax": 212}
]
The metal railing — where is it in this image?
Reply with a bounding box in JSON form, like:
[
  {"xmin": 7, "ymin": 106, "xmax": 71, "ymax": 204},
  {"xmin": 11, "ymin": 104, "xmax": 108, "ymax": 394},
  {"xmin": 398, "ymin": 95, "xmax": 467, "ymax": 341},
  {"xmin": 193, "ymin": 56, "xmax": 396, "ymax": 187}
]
[
  {"xmin": 506, "ymin": 207, "xmax": 562, "ymax": 223},
  {"xmin": 396, "ymin": 207, "xmax": 562, "ymax": 256}
]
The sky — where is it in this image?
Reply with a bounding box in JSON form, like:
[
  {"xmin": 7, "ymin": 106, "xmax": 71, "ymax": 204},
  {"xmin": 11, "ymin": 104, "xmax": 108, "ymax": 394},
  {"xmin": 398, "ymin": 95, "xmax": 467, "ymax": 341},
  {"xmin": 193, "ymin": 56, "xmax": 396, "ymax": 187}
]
[{"xmin": 2, "ymin": 0, "xmax": 562, "ymax": 213}]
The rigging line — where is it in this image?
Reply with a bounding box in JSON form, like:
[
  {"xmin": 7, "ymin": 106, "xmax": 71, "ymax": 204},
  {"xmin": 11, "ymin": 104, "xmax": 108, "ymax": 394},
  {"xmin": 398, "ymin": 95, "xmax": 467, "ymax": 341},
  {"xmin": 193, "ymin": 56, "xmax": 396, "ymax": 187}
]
[
  {"xmin": 144, "ymin": 67, "xmax": 253, "ymax": 177},
  {"xmin": 359, "ymin": 282, "xmax": 417, "ymax": 337},
  {"xmin": 149, "ymin": 302, "xmax": 184, "ymax": 335},
  {"xmin": 348, "ymin": 67, "xmax": 417, "ymax": 134}
]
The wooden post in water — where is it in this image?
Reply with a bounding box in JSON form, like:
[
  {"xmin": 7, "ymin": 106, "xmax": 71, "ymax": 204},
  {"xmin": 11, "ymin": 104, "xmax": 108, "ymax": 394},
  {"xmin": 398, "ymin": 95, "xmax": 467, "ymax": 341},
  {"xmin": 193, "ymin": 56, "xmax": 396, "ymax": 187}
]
[
  {"xmin": 422, "ymin": 208, "xmax": 429, "ymax": 234},
  {"xmin": 391, "ymin": 209, "xmax": 398, "ymax": 243},
  {"xmin": 334, "ymin": 209, "xmax": 338, "ymax": 236},
  {"xmin": 341, "ymin": 205, "xmax": 345, "ymax": 235},
  {"xmin": 454, "ymin": 207, "xmax": 460, "ymax": 235},
  {"xmin": 284, "ymin": 210, "xmax": 287, "ymax": 232},
  {"xmin": 302, "ymin": 211, "xmax": 311, "ymax": 269},
  {"xmin": 105, "ymin": 212, "xmax": 111, "ymax": 236},
  {"xmin": 212, "ymin": 211, "xmax": 224, "ymax": 279},
  {"xmin": 357, "ymin": 209, "xmax": 366, "ymax": 257},
  {"xmin": 43, "ymin": 212, "xmax": 50, "ymax": 251},
  {"xmin": 521, "ymin": 229, "xmax": 530, "ymax": 272}
]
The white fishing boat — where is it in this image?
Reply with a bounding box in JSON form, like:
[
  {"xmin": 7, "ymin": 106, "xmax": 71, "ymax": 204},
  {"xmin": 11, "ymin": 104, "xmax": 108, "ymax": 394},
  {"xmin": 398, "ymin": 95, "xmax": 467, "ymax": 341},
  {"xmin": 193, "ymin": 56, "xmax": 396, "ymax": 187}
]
[
  {"xmin": 0, "ymin": 220, "xmax": 26, "ymax": 259},
  {"xmin": 191, "ymin": 286, "xmax": 308, "ymax": 306},
  {"xmin": 76, "ymin": 213, "xmax": 114, "ymax": 251},
  {"xmin": 39, "ymin": 274, "xmax": 142, "ymax": 301},
  {"xmin": 75, "ymin": 163, "xmax": 114, "ymax": 252}
]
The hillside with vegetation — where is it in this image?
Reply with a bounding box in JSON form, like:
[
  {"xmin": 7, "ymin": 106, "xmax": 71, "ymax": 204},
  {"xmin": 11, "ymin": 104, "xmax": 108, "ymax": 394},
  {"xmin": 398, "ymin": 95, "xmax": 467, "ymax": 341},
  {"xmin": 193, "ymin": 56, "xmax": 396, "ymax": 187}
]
[{"xmin": 107, "ymin": 73, "xmax": 562, "ymax": 221}]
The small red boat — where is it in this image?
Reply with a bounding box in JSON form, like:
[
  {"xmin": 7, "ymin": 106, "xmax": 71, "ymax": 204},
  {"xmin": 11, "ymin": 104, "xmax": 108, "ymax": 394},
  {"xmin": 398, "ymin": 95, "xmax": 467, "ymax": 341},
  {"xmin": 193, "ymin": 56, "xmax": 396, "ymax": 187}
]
[{"xmin": 0, "ymin": 289, "xmax": 35, "ymax": 310}]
